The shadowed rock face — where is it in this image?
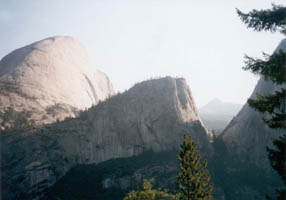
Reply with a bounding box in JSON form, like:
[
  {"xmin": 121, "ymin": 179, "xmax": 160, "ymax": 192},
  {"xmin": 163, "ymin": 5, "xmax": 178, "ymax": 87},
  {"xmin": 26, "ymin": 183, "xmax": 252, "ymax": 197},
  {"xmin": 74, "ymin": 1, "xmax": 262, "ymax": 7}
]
[
  {"xmin": 221, "ymin": 39, "xmax": 286, "ymax": 163},
  {"xmin": 2, "ymin": 77, "xmax": 211, "ymax": 199},
  {"xmin": 0, "ymin": 36, "xmax": 114, "ymax": 126}
]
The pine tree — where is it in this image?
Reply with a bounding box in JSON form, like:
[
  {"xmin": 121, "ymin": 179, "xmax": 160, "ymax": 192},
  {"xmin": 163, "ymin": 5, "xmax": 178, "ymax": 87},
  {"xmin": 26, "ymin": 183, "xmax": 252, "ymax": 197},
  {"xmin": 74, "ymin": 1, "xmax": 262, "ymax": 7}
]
[
  {"xmin": 236, "ymin": 4, "xmax": 286, "ymax": 35},
  {"xmin": 176, "ymin": 135, "xmax": 214, "ymax": 200},
  {"xmin": 237, "ymin": 3, "xmax": 286, "ymax": 200}
]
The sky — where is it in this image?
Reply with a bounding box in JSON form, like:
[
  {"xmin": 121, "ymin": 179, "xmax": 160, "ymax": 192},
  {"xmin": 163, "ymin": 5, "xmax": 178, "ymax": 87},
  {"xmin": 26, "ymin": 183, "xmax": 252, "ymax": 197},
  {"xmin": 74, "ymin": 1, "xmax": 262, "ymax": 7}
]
[{"xmin": 0, "ymin": 0, "xmax": 285, "ymax": 107}]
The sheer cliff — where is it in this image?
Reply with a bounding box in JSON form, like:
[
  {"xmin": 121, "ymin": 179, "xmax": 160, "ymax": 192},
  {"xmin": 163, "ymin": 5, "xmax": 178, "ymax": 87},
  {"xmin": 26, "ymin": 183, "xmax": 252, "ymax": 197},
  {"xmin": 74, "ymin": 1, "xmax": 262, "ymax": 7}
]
[{"xmin": 221, "ymin": 39, "xmax": 286, "ymax": 164}]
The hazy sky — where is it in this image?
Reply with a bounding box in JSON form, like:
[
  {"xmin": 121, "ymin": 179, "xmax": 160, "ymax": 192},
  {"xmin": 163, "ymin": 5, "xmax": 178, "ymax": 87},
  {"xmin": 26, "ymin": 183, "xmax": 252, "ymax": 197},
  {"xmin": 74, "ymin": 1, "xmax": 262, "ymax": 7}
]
[{"xmin": 0, "ymin": 0, "xmax": 285, "ymax": 107}]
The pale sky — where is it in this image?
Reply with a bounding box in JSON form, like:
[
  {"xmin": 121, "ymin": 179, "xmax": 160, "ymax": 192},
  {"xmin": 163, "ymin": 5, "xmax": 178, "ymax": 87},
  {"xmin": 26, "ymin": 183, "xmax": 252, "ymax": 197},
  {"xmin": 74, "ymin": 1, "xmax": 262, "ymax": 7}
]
[{"xmin": 0, "ymin": 0, "xmax": 285, "ymax": 107}]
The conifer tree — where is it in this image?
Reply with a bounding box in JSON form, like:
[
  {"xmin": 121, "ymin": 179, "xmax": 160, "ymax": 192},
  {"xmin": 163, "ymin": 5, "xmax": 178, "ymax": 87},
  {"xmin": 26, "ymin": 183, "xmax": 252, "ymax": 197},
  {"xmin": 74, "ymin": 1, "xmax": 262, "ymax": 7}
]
[
  {"xmin": 176, "ymin": 135, "xmax": 214, "ymax": 200},
  {"xmin": 237, "ymin": 3, "xmax": 286, "ymax": 200}
]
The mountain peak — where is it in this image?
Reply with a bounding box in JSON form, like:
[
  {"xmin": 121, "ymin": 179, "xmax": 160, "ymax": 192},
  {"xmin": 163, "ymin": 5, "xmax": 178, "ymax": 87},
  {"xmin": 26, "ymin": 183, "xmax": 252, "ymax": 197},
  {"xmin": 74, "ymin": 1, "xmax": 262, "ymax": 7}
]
[
  {"xmin": 199, "ymin": 98, "xmax": 242, "ymax": 115},
  {"xmin": 0, "ymin": 36, "xmax": 114, "ymax": 126},
  {"xmin": 117, "ymin": 76, "xmax": 201, "ymax": 123},
  {"xmin": 208, "ymin": 98, "xmax": 222, "ymax": 105}
]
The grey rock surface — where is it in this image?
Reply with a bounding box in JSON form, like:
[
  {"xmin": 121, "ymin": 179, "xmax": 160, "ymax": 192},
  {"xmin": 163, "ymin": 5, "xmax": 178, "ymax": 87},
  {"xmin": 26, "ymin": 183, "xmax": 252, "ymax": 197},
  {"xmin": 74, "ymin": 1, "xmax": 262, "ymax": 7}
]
[
  {"xmin": 221, "ymin": 39, "xmax": 286, "ymax": 164},
  {"xmin": 2, "ymin": 77, "xmax": 211, "ymax": 199},
  {"xmin": 0, "ymin": 36, "xmax": 114, "ymax": 127}
]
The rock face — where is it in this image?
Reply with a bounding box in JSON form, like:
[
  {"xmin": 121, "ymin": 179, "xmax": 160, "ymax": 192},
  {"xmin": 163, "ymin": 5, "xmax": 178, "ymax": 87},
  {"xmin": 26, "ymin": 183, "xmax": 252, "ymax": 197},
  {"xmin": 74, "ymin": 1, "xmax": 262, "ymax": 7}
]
[
  {"xmin": 84, "ymin": 77, "xmax": 211, "ymax": 162},
  {"xmin": 0, "ymin": 36, "xmax": 114, "ymax": 126},
  {"xmin": 221, "ymin": 39, "xmax": 286, "ymax": 163},
  {"xmin": 2, "ymin": 77, "xmax": 211, "ymax": 199}
]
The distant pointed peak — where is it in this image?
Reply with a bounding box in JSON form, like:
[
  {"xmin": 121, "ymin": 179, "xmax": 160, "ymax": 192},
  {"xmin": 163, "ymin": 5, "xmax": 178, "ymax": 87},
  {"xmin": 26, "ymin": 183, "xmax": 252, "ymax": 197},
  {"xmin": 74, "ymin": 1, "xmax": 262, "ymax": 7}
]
[{"xmin": 210, "ymin": 98, "xmax": 222, "ymax": 103}]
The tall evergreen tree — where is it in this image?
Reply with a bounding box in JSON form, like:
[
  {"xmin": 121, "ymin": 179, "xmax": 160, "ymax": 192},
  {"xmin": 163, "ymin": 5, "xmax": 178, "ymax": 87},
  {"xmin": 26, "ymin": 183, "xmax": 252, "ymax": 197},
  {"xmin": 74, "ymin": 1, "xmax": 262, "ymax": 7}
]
[
  {"xmin": 237, "ymin": 3, "xmax": 286, "ymax": 200},
  {"xmin": 176, "ymin": 135, "xmax": 214, "ymax": 200}
]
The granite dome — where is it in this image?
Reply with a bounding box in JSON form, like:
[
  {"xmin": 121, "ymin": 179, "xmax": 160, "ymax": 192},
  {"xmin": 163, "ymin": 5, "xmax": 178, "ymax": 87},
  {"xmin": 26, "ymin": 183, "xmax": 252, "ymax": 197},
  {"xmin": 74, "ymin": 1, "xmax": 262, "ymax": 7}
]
[{"xmin": 0, "ymin": 36, "xmax": 114, "ymax": 125}]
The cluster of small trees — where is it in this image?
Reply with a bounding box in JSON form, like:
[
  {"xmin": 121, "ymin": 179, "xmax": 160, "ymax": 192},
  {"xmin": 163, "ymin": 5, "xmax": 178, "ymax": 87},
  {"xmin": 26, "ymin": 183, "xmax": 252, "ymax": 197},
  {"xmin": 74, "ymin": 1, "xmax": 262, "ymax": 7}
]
[
  {"xmin": 0, "ymin": 107, "xmax": 35, "ymax": 131},
  {"xmin": 123, "ymin": 135, "xmax": 214, "ymax": 200}
]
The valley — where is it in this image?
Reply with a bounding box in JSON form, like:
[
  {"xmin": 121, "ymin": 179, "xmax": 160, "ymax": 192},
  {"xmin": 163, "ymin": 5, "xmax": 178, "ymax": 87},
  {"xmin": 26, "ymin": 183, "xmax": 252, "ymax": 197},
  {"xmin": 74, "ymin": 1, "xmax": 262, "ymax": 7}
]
[{"xmin": 1, "ymin": 36, "xmax": 285, "ymax": 200}]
